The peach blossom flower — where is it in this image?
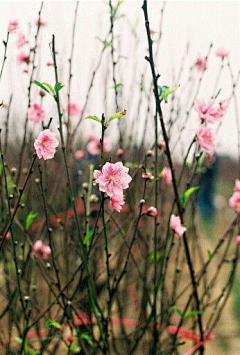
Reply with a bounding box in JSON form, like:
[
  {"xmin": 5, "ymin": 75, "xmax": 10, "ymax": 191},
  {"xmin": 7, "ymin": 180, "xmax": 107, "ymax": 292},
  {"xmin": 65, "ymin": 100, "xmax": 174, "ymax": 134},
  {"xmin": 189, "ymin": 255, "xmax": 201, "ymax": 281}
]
[
  {"xmin": 215, "ymin": 48, "xmax": 229, "ymax": 59},
  {"xmin": 16, "ymin": 32, "xmax": 26, "ymax": 48},
  {"xmin": 94, "ymin": 162, "xmax": 132, "ymax": 198},
  {"xmin": 0, "ymin": 232, "xmax": 11, "ymax": 240},
  {"xmin": 110, "ymin": 194, "xmax": 125, "ymax": 212},
  {"xmin": 75, "ymin": 150, "xmax": 84, "ymax": 160},
  {"xmin": 195, "ymin": 56, "xmax": 207, "ymax": 72},
  {"xmin": 64, "ymin": 103, "xmax": 82, "ymax": 117},
  {"xmin": 87, "ymin": 135, "xmax": 111, "ymax": 155},
  {"xmin": 196, "ymin": 125, "xmax": 214, "ymax": 156},
  {"xmin": 158, "ymin": 141, "xmax": 166, "ymax": 150},
  {"xmin": 17, "ymin": 52, "xmax": 30, "ymax": 65},
  {"xmin": 146, "ymin": 206, "xmax": 158, "ymax": 217},
  {"xmin": 162, "ymin": 168, "xmax": 172, "ymax": 185},
  {"xmin": 170, "ymin": 214, "xmax": 187, "ymax": 237},
  {"xmin": 34, "ymin": 129, "xmax": 59, "ymax": 160},
  {"xmin": 142, "ymin": 171, "xmax": 153, "ymax": 180},
  {"xmin": 8, "ymin": 20, "xmax": 19, "ymax": 33},
  {"xmin": 229, "ymin": 191, "xmax": 240, "ymax": 213},
  {"xmin": 28, "ymin": 103, "xmax": 45, "ymax": 123},
  {"xmin": 194, "ymin": 99, "xmax": 221, "ymax": 123},
  {"xmin": 116, "ymin": 148, "xmax": 124, "ymax": 156},
  {"xmin": 236, "ymin": 236, "xmax": 240, "ymax": 245},
  {"xmin": 32, "ymin": 240, "xmax": 51, "ymax": 260}
]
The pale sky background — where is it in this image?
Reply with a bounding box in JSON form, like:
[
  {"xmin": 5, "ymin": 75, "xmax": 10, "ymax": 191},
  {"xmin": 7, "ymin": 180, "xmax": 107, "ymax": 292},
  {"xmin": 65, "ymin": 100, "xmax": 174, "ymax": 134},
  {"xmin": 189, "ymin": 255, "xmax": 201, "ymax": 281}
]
[{"xmin": 0, "ymin": 1, "xmax": 239, "ymax": 158}]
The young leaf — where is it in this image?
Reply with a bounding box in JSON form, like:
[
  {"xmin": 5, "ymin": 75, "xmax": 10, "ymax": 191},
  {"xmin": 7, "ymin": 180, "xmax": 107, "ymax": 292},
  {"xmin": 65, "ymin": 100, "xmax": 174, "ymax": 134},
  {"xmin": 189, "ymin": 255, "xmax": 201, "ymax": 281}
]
[
  {"xmin": 172, "ymin": 306, "xmax": 182, "ymax": 317},
  {"xmin": 85, "ymin": 115, "xmax": 101, "ymax": 124},
  {"xmin": 160, "ymin": 85, "xmax": 179, "ymax": 103},
  {"xmin": 83, "ymin": 230, "xmax": 94, "ymax": 245},
  {"xmin": 149, "ymin": 252, "xmax": 161, "ymax": 262},
  {"xmin": 183, "ymin": 310, "xmax": 203, "ymax": 320},
  {"xmin": 45, "ymin": 318, "xmax": 61, "ymax": 329},
  {"xmin": 33, "ymin": 80, "xmax": 51, "ymax": 94},
  {"xmin": 180, "ymin": 186, "xmax": 199, "ymax": 208},
  {"xmin": 25, "ymin": 211, "xmax": 38, "ymax": 231},
  {"xmin": 108, "ymin": 109, "xmax": 126, "ymax": 123},
  {"xmin": 42, "ymin": 82, "xmax": 55, "ymax": 96},
  {"xmin": 80, "ymin": 332, "xmax": 93, "ymax": 346},
  {"xmin": 207, "ymin": 249, "xmax": 214, "ymax": 261},
  {"xmin": 54, "ymin": 82, "xmax": 64, "ymax": 94}
]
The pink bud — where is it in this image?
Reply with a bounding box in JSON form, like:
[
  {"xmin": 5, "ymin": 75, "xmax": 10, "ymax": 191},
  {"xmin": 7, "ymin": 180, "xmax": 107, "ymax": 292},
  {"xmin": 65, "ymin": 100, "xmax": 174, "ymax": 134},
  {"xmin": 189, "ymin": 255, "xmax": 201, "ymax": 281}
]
[
  {"xmin": 116, "ymin": 148, "xmax": 124, "ymax": 156},
  {"xmin": 146, "ymin": 206, "xmax": 158, "ymax": 217},
  {"xmin": 236, "ymin": 236, "xmax": 240, "ymax": 245}
]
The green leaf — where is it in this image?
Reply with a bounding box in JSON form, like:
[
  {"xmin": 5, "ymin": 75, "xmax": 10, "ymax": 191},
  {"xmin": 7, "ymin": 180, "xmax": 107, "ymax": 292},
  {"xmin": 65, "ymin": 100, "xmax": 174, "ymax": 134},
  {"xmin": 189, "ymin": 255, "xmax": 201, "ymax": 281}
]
[
  {"xmin": 172, "ymin": 306, "xmax": 182, "ymax": 317},
  {"xmin": 183, "ymin": 310, "xmax": 203, "ymax": 320},
  {"xmin": 80, "ymin": 332, "xmax": 93, "ymax": 346},
  {"xmin": 15, "ymin": 336, "xmax": 23, "ymax": 344},
  {"xmin": 25, "ymin": 211, "xmax": 38, "ymax": 231},
  {"xmin": 33, "ymin": 80, "xmax": 51, "ymax": 95},
  {"xmin": 54, "ymin": 82, "xmax": 64, "ymax": 94},
  {"xmin": 207, "ymin": 249, "xmax": 213, "ymax": 261},
  {"xmin": 70, "ymin": 344, "xmax": 81, "ymax": 353},
  {"xmin": 180, "ymin": 186, "xmax": 199, "ymax": 208},
  {"xmin": 124, "ymin": 162, "xmax": 138, "ymax": 169},
  {"xmin": 149, "ymin": 252, "xmax": 161, "ymax": 262},
  {"xmin": 160, "ymin": 85, "xmax": 179, "ymax": 103},
  {"xmin": 0, "ymin": 163, "xmax": 2, "ymax": 176},
  {"xmin": 113, "ymin": 83, "xmax": 123, "ymax": 90},
  {"xmin": 108, "ymin": 109, "xmax": 126, "ymax": 123},
  {"xmin": 44, "ymin": 318, "xmax": 61, "ymax": 329},
  {"xmin": 85, "ymin": 115, "xmax": 101, "ymax": 123},
  {"xmin": 42, "ymin": 82, "xmax": 55, "ymax": 96},
  {"xmin": 83, "ymin": 230, "xmax": 94, "ymax": 245}
]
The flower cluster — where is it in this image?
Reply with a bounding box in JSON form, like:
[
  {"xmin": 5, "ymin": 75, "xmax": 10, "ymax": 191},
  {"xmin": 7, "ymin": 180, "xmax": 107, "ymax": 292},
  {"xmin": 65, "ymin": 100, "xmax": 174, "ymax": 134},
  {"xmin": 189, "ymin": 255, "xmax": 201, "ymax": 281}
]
[
  {"xmin": 195, "ymin": 99, "xmax": 228, "ymax": 123},
  {"xmin": 87, "ymin": 134, "xmax": 111, "ymax": 156},
  {"xmin": 229, "ymin": 179, "xmax": 240, "ymax": 213},
  {"xmin": 32, "ymin": 240, "xmax": 51, "ymax": 260},
  {"xmin": 170, "ymin": 214, "xmax": 187, "ymax": 238},
  {"xmin": 94, "ymin": 162, "xmax": 132, "ymax": 212}
]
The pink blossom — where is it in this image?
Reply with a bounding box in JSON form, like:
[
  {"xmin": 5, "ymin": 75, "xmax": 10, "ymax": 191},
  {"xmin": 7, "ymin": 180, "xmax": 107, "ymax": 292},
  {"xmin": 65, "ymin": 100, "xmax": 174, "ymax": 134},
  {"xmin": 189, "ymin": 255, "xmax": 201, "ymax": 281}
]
[
  {"xmin": 196, "ymin": 125, "xmax": 214, "ymax": 156},
  {"xmin": 195, "ymin": 56, "xmax": 207, "ymax": 72},
  {"xmin": 150, "ymin": 29, "xmax": 156, "ymax": 35},
  {"xmin": 64, "ymin": 103, "xmax": 82, "ymax": 117},
  {"xmin": 236, "ymin": 236, "xmax": 240, "ymax": 245},
  {"xmin": 142, "ymin": 171, "xmax": 153, "ymax": 180},
  {"xmin": 34, "ymin": 129, "xmax": 59, "ymax": 160},
  {"xmin": 66, "ymin": 335, "xmax": 73, "ymax": 343},
  {"xmin": 16, "ymin": 32, "xmax": 26, "ymax": 48},
  {"xmin": 116, "ymin": 148, "xmax": 124, "ymax": 156},
  {"xmin": 229, "ymin": 191, "xmax": 240, "ymax": 213},
  {"xmin": 146, "ymin": 206, "xmax": 158, "ymax": 217},
  {"xmin": 28, "ymin": 103, "xmax": 45, "ymax": 123},
  {"xmin": 158, "ymin": 141, "xmax": 166, "ymax": 150},
  {"xmin": 0, "ymin": 232, "xmax": 11, "ymax": 240},
  {"xmin": 215, "ymin": 48, "xmax": 229, "ymax": 59},
  {"xmin": 75, "ymin": 150, "xmax": 84, "ymax": 160},
  {"xmin": 87, "ymin": 135, "xmax": 111, "ymax": 155},
  {"xmin": 147, "ymin": 150, "xmax": 154, "ymax": 156},
  {"xmin": 46, "ymin": 61, "xmax": 54, "ymax": 67},
  {"xmin": 17, "ymin": 52, "xmax": 30, "ymax": 65},
  {"xmin": 235, "ymin": 179, "xmax": 240, "ymax": 192},
  {"xmin": 32, "ymin": 240, "xmax": 51, "ymax": 260},
  {"xmin": 8, "ymin": 20, "xmax": 19, "ymax": 33},
  {"xmin": 194, "ymin": 99, "xmax": 221, "ymax": 123},
  {"xmin": 110, "ymin": 194, "xmax": 125, "ymax": 212},
  {"xmin": 93, "ymin": 162, "xmax": 132, "ymax": 197},
  {"xmin": 162, "ymin": 168, "xmax": 172, "ymax": 185},
  {"xmin": 170, "ymin": 214, "xmax": 187, "ymax": 237}
]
